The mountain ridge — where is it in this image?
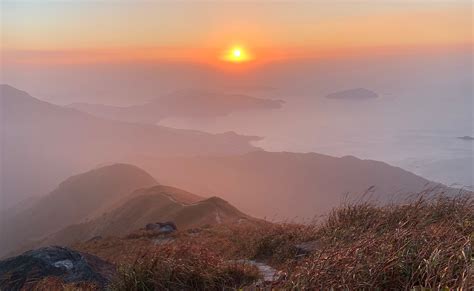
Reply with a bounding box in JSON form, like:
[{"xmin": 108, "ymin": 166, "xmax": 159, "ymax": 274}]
[
  {"xmin": 68, "ymin": 89, "xmax": 284, "ymax": 124},
  {"xmin": 1, "ymin": 84, "xmax": 259, "ymax": 208},
  {"xmin": 0, "ymin": 163, "xmax": 159, "ymax": 257},
  {"xmin": 138, "ymin": 151, "xmax": 440, "ymax": 219},
  {"xmin": 7, "ymin": 185, "xmax": 253, "ymax": 257}
]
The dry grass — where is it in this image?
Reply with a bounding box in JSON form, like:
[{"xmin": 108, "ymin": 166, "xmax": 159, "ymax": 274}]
[
  {"xmin": 109, "ymin": 242, "xmax": 260, "ymax": 290},
  {"xmin": 24, "ymin": 277, "xmax": 99, "ymax": 291},
  {"xmin": 75, "ymin": 194, "xmax": 473, "ymax": 290},
  {"xmin": 282, "ymin": 195, "xmax": 474, "ymax": 289}
]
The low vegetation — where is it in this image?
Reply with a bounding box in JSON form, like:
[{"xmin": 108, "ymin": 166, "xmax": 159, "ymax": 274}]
[
  {"xmin": 110, "ymin": 243, "xmax": 260, "ymax": 290},
  {"xmin": 24, "ymin": 277, "xmax": 99, "ymax": 291},
  {"xmin": 74, "ymin": 194, "xmax": 473, "ymax": 290},
  {"xmin": 283, "ymin": 194, "xmax": 473, "ymax": 289}
]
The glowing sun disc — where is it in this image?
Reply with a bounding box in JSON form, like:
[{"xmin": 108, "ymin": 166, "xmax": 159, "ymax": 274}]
[{"xmin": 221, "ymin": 46, "xmax": 252, "ymax": 63}]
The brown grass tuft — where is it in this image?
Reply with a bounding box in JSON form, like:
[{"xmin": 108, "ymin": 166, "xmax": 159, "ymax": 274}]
[
  {"xmin": 282, "ymin": 195, "xmax": 473, "ymax": 289},
  {"xmin": 110, "ymin": 242, "xmax": 260, "ymax": 290}
]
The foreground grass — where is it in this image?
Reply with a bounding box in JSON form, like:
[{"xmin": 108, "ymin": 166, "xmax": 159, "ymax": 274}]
[
  {"xmin": 283, "ymin": 195, "xmax": 473, "ymax": 289},
  {"xmin": 110, "ymin": 243, "xmax": 260, "ymax": 291},
  {"xmin": 76, "ymin": 194, "xmax": 473, "ymax": 290}
]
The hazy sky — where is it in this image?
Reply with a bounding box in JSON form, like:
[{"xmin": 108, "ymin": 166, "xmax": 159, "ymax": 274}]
[{"xmin": 2, "ymin": 1, "xmax": 472, "ymax": 65}]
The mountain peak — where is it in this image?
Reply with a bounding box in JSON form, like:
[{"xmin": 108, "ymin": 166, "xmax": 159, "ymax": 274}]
[
  {"xmin": 59, "ymin": 163, "xmax": 157, "ymax": 190},
  {"xmin": 0, "ymin": 164, "xmax": 158, "ymax": 257}
]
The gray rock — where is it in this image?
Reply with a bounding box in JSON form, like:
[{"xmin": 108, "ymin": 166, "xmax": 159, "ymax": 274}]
[
  {"xmin": 145, "ymin": 221, "xmax": 177, "ymax": 234},
  {"xmin": 0, "ymin": 246, "xmax": 116, "ymax": 290},
  {"xmin": 53, "ymin": 259, "xmax": 74, "ymax": 270}
]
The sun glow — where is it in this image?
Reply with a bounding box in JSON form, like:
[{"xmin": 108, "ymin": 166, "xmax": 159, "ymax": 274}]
[{"xmin": 221, "ymin": 45, "xmax": 253, "ymax": 63}]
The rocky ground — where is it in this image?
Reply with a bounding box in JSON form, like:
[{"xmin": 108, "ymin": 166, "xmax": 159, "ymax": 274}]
[{"xmin": 0, "ymin": 246, "xmax": 115, "ymax": 290}]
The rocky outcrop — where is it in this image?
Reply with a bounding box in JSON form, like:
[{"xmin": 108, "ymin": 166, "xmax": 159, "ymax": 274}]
[
  {"xmin": 145, "ymin": 221, "xmax": 177, "ymax": 234},
  {"xmin": 0, "ymin": 246, "xmax": 116, "ymax": 290}
]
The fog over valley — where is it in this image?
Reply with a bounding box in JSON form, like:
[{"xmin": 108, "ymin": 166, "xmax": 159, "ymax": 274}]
[{"xmin": 4, "ymin": 48, "xmax": 470, "ymax": 190}]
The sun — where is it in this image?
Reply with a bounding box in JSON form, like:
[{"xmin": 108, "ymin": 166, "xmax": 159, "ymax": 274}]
[
  {"xmin": 233, "ymin": 48, "xmax": 242, "ymax": 58},
  {"xmin": 221, "ymin": 45, "xmax": 252, "ymax": 63}
]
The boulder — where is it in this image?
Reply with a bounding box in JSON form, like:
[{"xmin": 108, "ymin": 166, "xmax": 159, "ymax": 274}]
[
  {"xmin": 0, "ymin": 246, "xmax": 116, "ymax": 290},
  {"xmin": 145, "ymin": 221, "xmax": 177, "ymax": 234}
]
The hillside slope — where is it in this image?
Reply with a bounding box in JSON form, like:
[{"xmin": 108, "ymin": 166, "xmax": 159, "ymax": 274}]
[
  {"xmin": 1, "ymin": 194, "xmax": 470, "ymax": 290},
  {"xmin": 26, "ymin": 185, "xmax": 251, "ymax": 249},
  {"xmin": 1, "ymin": 84, "xmax": 259, "ymax": 208},
  {"xmin": 138, "ymin": 151, "xmax": 436, "ymax": 219},
  {"xmin": 0, "ymin": 164, "xmax": 158, "ymax": 257}
]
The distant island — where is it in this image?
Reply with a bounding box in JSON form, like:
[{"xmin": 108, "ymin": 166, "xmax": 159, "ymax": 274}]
[
  {"xmin": 326, "ymin": 88, "xmax": 379, "ymax": 100},
  {"xmin": 458, "ymin": 136, "xmax": 474, "ymax": 141}
]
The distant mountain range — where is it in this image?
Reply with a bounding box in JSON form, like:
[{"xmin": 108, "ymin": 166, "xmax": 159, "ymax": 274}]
[
  {"xmin": 139, "ymin": 152, "xmax": 438, "ymax": 219},
  {"xmin": 1, "ymin": 85, "xmax": 259, "ymax": 207},
  {"xmin": 69, "ymin": 89, "xmax": 284, "ymax": 124},
  {"xmin": 1, "ymin": 84, "xmax": 454, "ymax": 254},
  {"xmin": 1, "ymin": 164, "xmax": 251, "ymax": 257}
]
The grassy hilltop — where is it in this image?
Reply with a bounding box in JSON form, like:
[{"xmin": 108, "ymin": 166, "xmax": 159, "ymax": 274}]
[{"xmin": 40, "ymin": 193, "xmax": 472, "ymax": 290}]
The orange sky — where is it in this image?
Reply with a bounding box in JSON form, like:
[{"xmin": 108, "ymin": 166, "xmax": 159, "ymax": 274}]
[{"xmin": 2, "ymin": 1, "xmax": 472, "ymax": 66}]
